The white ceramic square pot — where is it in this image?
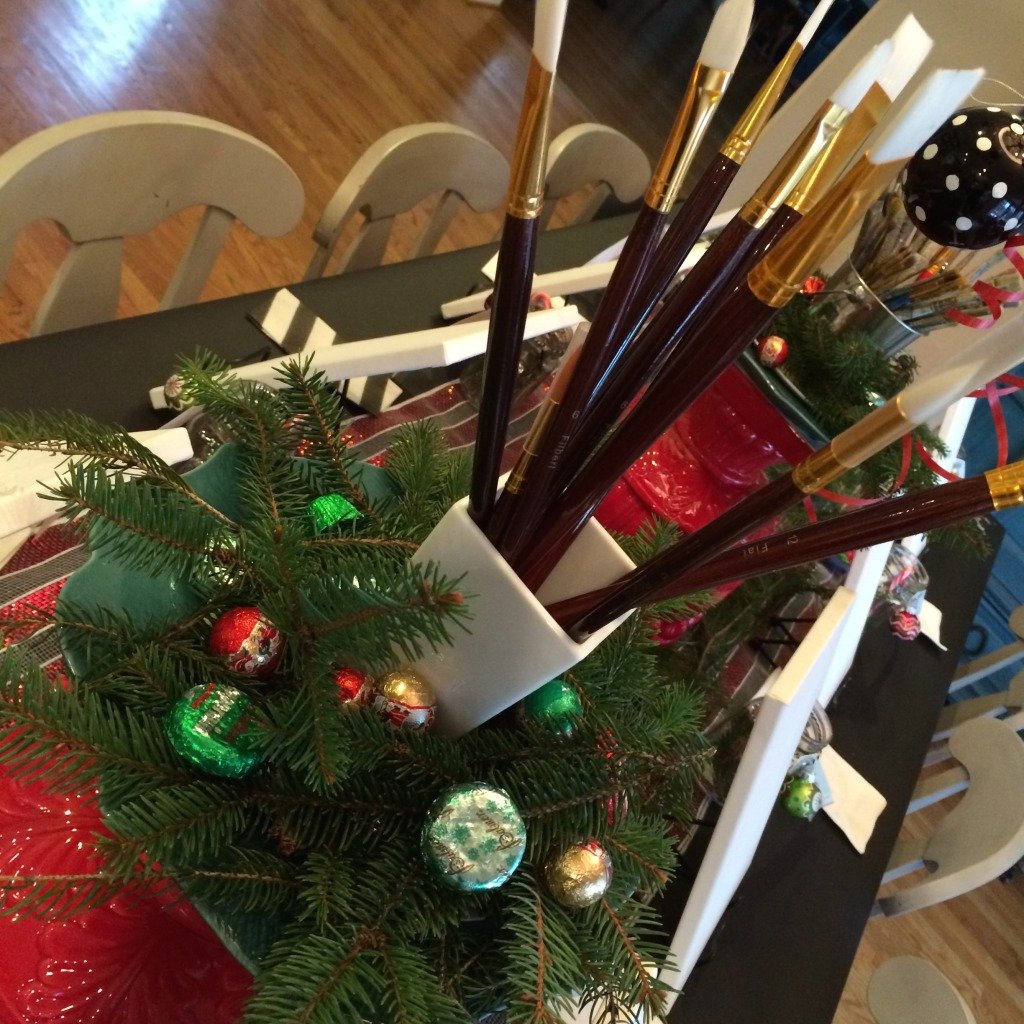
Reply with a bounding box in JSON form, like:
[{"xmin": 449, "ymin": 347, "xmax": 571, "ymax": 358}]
[{"xmin": 408, "ymin": 498, "xmax": 636, "ymax": 736}]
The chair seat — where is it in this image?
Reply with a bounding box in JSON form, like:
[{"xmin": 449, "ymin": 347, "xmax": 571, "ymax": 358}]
[{"xmin": 868, "ymin": 957, "xmax": 977, "ymax": 1024}]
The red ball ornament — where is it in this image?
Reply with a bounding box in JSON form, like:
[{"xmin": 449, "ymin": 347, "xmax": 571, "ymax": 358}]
[
  {"xmin": 333, "ymin": 666, "xmax": 372, "ymax": 706},
  {"xmin": 756, "ymin": 335, "xmax": 789, "ymax": 368},
  {"xmin": 209, "ymin": 607, "xmax": 284, "ymax": 678},
  {"xmin": 890, "ymin": 608, "xmax": 921, "ymax": 641},
  {"xmin": 801, "ymin": 275, "xmax": 826, "ymax": 294}
]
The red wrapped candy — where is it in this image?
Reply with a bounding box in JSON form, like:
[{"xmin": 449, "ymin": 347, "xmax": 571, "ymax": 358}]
[
  {"xmin": 756, "ymin": 335, "xmax": 789, "ymax": 368},
  {"xmin": 890, "ymin": 608, "xmax": 921, "ymax": 641},
  {"xmin": 333, "ymin": 666, "xmax": 372, "ymax": 705},
  {"xmin": 208, "ymin": 607, "xmax": 284, "ymax": 678}
]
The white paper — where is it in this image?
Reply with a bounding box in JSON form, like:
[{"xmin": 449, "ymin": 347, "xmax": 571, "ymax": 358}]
[
  {"xmin": 819, "ymin": 745, "xmax": 887, "ymax": 854},
  {"xmin": 1, "ymin": 428, "xmax": 193, "ymax": 541},
  {"xmin": 920, "ymin": 599, "xmax": 947, "ymax": 651}
]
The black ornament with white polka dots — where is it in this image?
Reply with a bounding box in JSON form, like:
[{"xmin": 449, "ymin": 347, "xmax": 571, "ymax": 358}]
[{"xmin": 902, "ymin": 106, "xmax": 1024, "ymax": 250}]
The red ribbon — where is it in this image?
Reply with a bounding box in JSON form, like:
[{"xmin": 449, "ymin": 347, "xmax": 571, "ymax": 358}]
[
  {"xmin": 946, "ymin": 235, "xmax": 1024, "ymax": 329},
  {"xmin": 987, "ymin": 378, "xmax": 1010, "ymax": 467},
  {"xmin": 813, "ymin": 434, "xmax": 914, "ymax": 507},
  {"xmin": 913, "ymin": 438, "xmax": 961, "ymax": 482}
]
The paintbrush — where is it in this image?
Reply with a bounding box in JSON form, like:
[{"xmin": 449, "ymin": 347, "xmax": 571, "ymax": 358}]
[
  {"xmin": 510, "ymin": 67, "xmax": 985, "ymax": 592},
  {"xmin": 564, "ymin": 462, "xmax": 1024, "ymax": 629},
  {"xmin": 485, "ymin": 0, "xmax": 755, "ymax": 549},
  {"xmin": 542, "ymin": 17, "xmax": 932, "ymax": 496},
  {"xmin": 467, "ymin": 0, "xmax": 568, "ymax": 530},
  {"xmin": 546, "ymin": 291, "xmax": 1024, "ymax": 637}
]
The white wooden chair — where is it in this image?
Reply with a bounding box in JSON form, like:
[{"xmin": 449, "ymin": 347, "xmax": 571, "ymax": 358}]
[
  {"xmin": 875, "ymin": 715, "xmax": 1024, "ymax": 917},
  {"xmin": 868, "ymin": 957, "xmax": 978, "ymax": 1024},
  {"xmin": 540, "ymin": 123, "xmax": 650, "ymax": 229},
  {"xmin": 303, "ymin": 122, "xmax": 508, "ymax": 279},
  {"xmin": 948, "ymin": 605, "xmax": 1024, "ymax": 695},
  {"xmin": 0, "ymin": 110, "xmax": 305, "ymax": 336}
]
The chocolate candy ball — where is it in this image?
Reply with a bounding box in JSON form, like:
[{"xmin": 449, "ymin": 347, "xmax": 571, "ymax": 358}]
[
  {"xmin": 422, "ymin": 782, "xmax": 526, "ymax": 891},
  {"xmin": 373, "ymin": 669, "xmax": 436, "ymax": 730},
  {"xmin": 208, "ymin": 606, "xmax": 284, "ymax": 678},
  {"xmin": 166, "ymin": 682, "xmax": 266, "ymax": 778},
  {"xmin": 544, "ymin": 839, "xmax": 613, "ymax": 908}
]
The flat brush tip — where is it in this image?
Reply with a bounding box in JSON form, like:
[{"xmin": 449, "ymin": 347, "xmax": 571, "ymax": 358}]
[
  {"xmin": 699, "ymin": 0, "xmax": 754, "ymax": 72},
  {"xmin": 832, "ymin": 40, "xmax": 893, "ymax": 111},
  {"xmin": 532, "ymin": 0, "xmax": 569, "ymax": 73},
  {"xmin": 871, "ymin": 67, "xmax": 985, "ymax": 164},
  {"xmin": 878, "ymin": 14, "xmax": 934, "ymax": 100},
  {"xmin": 795, "ymin": 0, "xmax": 838, "ymax": 49}
]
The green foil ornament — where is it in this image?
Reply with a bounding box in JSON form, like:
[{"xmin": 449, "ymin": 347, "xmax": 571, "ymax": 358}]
[
  {"xmin": 422, "ymin": 782, "xmax": 526, "ymax": 891},
  {"xmin": 522, "ymin": 676, "xmax": 582, "ymax": 737},
  {"xmin": 782, "ymin": 773, "xmax": 823, "ymax": 821},
  {"xmin": 308, "ymin": 493, "xmax": 362, "ymax": 532},
  {"xmin": 166, "ymin": 682, "xmax": 266, "ymax": 778}
]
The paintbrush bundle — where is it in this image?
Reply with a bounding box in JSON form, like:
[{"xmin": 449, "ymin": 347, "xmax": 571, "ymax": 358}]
[{"xmin": 837, "ymin": 181, "xmax": 1024, "ymax": 341}]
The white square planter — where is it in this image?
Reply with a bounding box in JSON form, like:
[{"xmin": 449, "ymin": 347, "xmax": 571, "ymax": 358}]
[{"xmin": 409, "ymin": 498, "xmax": 636, "ymax": 736}]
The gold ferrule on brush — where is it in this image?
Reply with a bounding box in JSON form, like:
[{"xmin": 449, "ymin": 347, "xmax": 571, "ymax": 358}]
[
  {"xmin": 792, "ymin": 398, "xmax": 911, "ymax": 493},
  {"xmin": 721, "ymin": 42, "xmax": 804, "ymax": 165},
  {"xmin": 646, "ymin": 64, "xmax": 732, "ymax": 212},
  {"xmin": 986, "ymin": 462, "xmax": 1024, "ymax": 510},
  {"xmin": 748, "ymin": 156, "xmax": 904, "ymax": 307},
  {"xmin": 787, "ymin": 81, "xmax": 891, "ymax": 214},
  {"xmin": 507, "ymin": 57, "xmax": 557, "ymax": 219},
  {"xmin": 504, "ymin": 399, "xmax": 560, "ymax": 494},
  {"xmin": 740, "ymin": 101, "xmax": 850, "ymax": 229}
]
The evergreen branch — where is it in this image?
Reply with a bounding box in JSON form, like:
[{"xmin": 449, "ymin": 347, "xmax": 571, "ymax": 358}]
[
  {"xmin": 0, "ymin": 410, "xmax": 237, "ymax": 528},
  {"xmin": 598, "ymin": 900, "xmax": 663, "ymax": 1017},
  {"xmin": 273, "ymin": 361, "xmax": 371, "ymax": 516},
  {"xmin": 303, "ymin": 535, "xmax": 417, "ymax": 553},
  {"xmin": 606, "ymin": 837, "xmax": 669, "ymax": 886},
  {"xmin": 0, "ymin": 871, "xmax": 142, "ymax": 919}
]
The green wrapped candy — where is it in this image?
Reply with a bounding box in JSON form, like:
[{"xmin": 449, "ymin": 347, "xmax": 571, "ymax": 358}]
[
  {"xmin": 166, "ymin": 682, "xmax": 266, "ymax": 778},
  {"xmin": 422, "ymin": 782, "xmax": 526, "ymax": 891},
  {"xmin": 782, "ymin": 774, "xmax": 822, "ymax": 821},
  {"xmin": 522, "ymin": 676, "xmax": 582, "ymax": 737},
  {"xmin": 308, "ymin": 493, "xmax": 362, "ymax": 532}
]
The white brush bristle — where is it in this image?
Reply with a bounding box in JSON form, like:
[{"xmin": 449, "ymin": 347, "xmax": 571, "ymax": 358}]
[
  {"xmin": 795, "ymin": 0, "xmax": 838, "ymax": 49},
  {"xmin": 532, "ymin": 0, "xmax": 569, "ymax": 73},
  {"xmin": 870, "ymin": 68, "xmax": 985, "ymax": 164},
  {"xmin": 832, "ymin": 41, "xmax": 893, "ymax": 111},
  {"xmin": 699, "ymin": 0, "xmax": 754, "ymax": 72},
  {"xmin": 877, "ymin": 15, "xmax": 934, "ymax": 99}
]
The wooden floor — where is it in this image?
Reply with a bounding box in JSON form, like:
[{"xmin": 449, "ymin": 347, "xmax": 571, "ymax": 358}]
[{"xmin": 2, "ymin": 0, "xmax": 1022, "ymax": 1020}]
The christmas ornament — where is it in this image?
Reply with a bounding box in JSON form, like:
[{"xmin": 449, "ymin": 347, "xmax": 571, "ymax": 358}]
[
  {"xmin": 521, "ymin": 676, "xmax": 582, "ymax": 737},
  {"xmin": 801, "ymin": 275, "xmax": 827, "ymax": 294},
  {"xmin": 166, "ymin": 682, "xmax": 266, "ymax": 778},
  {"xmin": 162, "ymin": 373, "xmax": 189, "ymax": 411},
  {"xmin": 756, "ymin": 335, "xmax": 789, "ymax": 368},
  {"xmin": 781, "ymin": 773, "xmax": 822, "ymax": 820},
  {"xmin": 308, "ymin": 493, "xmax": 362, "ymax": 532},
  {"xmin": 903, "ymin": 106, "xmax": 1024, "ymax": 249},
  {"xmin": 208, "ymin": 607, "xmax": 284, "ymax": 678},
  {"xmin": 543, "ymin": 839, "xmax": 613, "ymax": 908},
  {"xmin": 372, "ymin": 669, "xmax": 436, "ymax": 730},
  {"xmin": 333, "ymin": 665, "xmax": 372, "ymax": 706},
  {"xmin": 185, "ymin": 412, "xmax": 235, "ymax": 464},
  {"xmin": 421, "ymin": 782, "xmax": 526, "ymax": 891},
  {"xmin": 204, "ymin": 534, "xmax": 242, "ymax": 587},
  {"xmin": 890, "ymin": 607, "xmax": 922, "ymax": 641},
  {"xmin": 282, "ymin": 414, "xmax": 315, "ymax": 458}
]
